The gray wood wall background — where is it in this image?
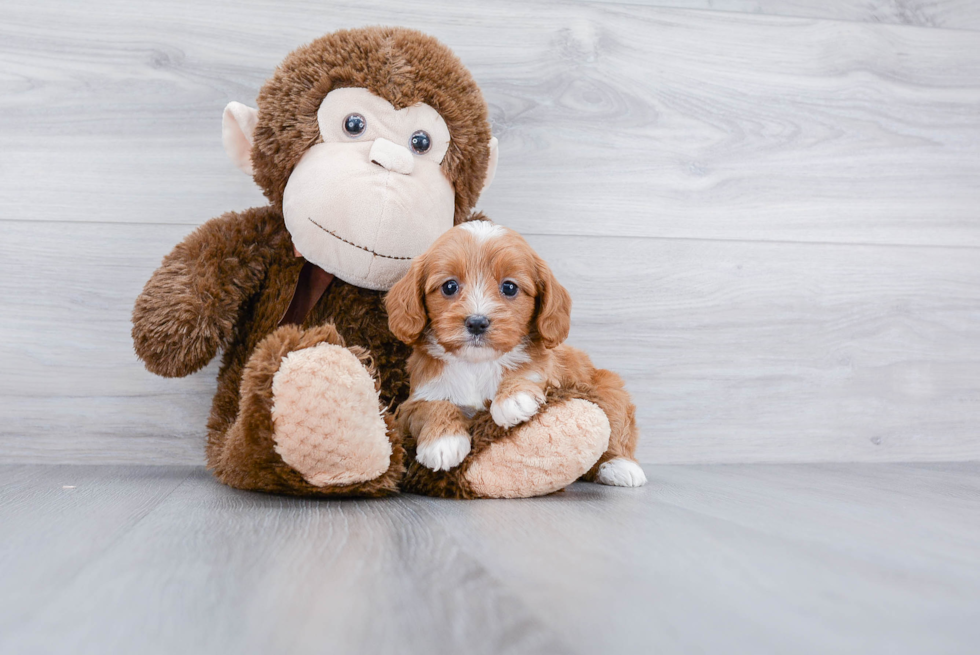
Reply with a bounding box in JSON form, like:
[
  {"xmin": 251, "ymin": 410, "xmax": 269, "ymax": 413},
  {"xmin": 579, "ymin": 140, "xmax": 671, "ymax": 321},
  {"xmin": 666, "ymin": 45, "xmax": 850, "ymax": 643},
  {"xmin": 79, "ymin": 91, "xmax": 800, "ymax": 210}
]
[{"xmin": 2, "ymin": 0, "xmax": 978, "ymax": 465}]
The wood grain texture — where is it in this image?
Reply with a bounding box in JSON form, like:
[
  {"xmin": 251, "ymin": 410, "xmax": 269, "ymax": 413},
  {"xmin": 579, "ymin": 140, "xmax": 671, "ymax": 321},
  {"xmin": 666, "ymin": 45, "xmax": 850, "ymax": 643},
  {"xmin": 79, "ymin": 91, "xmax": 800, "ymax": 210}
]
[
  {"xmin": 1, "ymin": 1, "xmax": 979, "ymax": 246},
  {"xmin": 0, "ymin": 465, "xmax": 193, "ymax": 635},
  {"xmin": 3, "ymin": 221, "xmax": 978, "ymax": 464},
  {"xmin": 1, "ymin": 0, "xmax": 979, "ymax": 465},
  {"xmin": 2, "ymin": 463, "xmax": 978, "ymax": 654},
  {"xmin": 0, "ymin": 466, "xmax": 571, "ymax": 655},
  {"xmin": 411, "ymin": 462, "xmax": 980, "ymax": 655},
  {"xmin": 592, "ymin": 0, "xmax": 980, "ymax": 31}
]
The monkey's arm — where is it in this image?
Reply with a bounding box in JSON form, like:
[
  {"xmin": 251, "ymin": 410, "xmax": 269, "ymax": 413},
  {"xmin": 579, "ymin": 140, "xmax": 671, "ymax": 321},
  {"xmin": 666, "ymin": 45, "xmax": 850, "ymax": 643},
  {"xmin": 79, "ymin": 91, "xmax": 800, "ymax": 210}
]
[{"xmin": 132, "ymin": 206, "xmax": 288, "ymax": 378}]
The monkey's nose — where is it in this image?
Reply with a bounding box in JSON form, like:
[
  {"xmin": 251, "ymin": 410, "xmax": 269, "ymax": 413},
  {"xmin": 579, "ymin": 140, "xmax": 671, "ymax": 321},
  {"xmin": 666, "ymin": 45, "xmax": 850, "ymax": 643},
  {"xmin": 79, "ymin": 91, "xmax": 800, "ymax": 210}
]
[
  {"xmin": 369, "ymin": 138, "xmax": 415, "ymax": 175},
  {"xmin": 465, "ymin": 315, "xmax": 491, "ymax": 336}
]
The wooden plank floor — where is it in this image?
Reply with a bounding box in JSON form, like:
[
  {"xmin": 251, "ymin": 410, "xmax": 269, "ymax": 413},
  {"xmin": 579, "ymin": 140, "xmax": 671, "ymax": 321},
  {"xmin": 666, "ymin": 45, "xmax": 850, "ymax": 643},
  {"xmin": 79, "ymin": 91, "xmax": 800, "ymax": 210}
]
[{"xmin": 2, "ymin": 463, "xmax": 978, "ymax": 655}]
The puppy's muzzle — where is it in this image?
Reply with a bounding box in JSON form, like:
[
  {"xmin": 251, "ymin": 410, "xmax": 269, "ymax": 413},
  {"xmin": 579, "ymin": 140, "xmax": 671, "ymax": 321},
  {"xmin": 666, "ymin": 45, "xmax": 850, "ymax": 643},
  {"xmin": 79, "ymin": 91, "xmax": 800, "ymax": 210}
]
[{"xmin": 464, "ymin": 314, "xmax": 490, "ymax": 336}]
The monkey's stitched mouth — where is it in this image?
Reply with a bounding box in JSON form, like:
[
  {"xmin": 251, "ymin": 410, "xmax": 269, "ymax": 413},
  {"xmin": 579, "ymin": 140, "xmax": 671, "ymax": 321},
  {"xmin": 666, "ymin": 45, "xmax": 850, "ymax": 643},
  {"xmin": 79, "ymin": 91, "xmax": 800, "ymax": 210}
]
[{"xmin": 307, "ymin": 217, "xmax": 413, "ymax": 260}]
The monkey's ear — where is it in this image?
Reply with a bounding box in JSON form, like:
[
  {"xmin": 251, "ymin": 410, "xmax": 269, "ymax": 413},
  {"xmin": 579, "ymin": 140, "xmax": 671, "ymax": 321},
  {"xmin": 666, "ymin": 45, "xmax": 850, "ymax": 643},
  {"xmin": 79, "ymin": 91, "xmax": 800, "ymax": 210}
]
[
  {"xmin": 385, "ymin": 255, "xmax": 428, "ymax": 344},
  {"xmin": 222, "ymin": 102, "xmax": 259, "ymax": 175},
  {"xmin": 481, "ymin": 137, "xmax": 499, "ymax": 192}
]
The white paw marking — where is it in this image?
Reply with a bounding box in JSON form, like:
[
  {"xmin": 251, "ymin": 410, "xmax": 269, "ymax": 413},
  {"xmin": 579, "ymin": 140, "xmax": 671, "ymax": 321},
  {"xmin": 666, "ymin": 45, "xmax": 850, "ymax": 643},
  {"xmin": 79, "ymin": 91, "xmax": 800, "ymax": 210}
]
[
  {"xmin": 490, "ymin": 391, "xmax": 543, "ymax": 428},
  {"xmin": 597, "ymin": 459, "xmax": 647, "ymax": 487},
  {"xmin": 416, "ymin": 434, "xmax": 471, "ymax": 472}
]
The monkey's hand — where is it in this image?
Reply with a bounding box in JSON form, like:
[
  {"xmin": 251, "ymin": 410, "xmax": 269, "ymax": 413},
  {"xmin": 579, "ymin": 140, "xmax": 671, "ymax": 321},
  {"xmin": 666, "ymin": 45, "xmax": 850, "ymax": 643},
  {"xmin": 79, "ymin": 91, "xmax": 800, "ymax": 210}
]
[{"xmin": 132, "ymin": 207, "xmax": 287, "ymax": 377}]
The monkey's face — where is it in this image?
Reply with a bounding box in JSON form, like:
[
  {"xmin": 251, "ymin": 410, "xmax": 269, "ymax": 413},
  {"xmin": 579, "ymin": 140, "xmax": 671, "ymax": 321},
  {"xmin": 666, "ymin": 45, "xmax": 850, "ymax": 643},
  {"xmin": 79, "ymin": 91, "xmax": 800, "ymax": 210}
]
[
  {"xmin": 280, "ymin": 88, "xmax": 456, "ymax": 291},
  {"xmin": 222, "ymin": 30, "xmax": 498, "ymax": 292}
]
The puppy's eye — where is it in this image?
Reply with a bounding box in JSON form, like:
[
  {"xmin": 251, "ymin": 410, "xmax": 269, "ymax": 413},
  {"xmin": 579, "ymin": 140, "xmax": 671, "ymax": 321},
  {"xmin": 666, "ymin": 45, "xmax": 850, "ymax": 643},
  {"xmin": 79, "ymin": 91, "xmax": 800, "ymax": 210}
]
[
  {"xmin": 343, "ymin": 113, "xmax": 366, "ymax": 137},
  {"xmin": 500, "ymin": 281, "xmax": 519, "ymax": 297},
  {"xmin": 410, "ymin": 130, "xmax": 431, "ymax": 154},
  {"xmin": 441, "ymin": 279, "xmax": 459, "ymax": 297}
]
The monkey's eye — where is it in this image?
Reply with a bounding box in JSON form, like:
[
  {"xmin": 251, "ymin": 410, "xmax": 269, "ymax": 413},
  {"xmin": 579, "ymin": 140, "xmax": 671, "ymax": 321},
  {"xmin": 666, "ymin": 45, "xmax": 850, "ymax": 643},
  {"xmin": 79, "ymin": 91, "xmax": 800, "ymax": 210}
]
[
  {"xmin": 500, "ymin": 281, "xmax": 519, "ymax": 297},
  {"xmin": 343, "ymin": 113, "xmax": 366, "ymax": 137},
  {"xmin": 410, "ymin": 130, "xmax": 431, "ymax": 154},
  {"xmin": 441, "ymin": 279, "xmax": 459, "ymax": 297}
]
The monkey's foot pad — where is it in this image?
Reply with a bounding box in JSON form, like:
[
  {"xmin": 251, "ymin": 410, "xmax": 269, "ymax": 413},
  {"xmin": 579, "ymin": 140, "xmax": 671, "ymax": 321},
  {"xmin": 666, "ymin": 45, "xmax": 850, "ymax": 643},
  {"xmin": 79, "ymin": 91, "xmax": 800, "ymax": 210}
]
[
  {"xmin": 466, "ymin": 398, "xmax": 611, "ymax": 498},
  {"xmin": 270, "ymin": 343, "xmax": 391, "ymax": 487}
]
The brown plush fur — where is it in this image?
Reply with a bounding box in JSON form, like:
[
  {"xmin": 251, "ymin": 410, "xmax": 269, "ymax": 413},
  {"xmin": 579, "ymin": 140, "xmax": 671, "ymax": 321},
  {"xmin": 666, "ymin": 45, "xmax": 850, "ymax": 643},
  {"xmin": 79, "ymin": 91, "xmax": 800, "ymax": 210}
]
[
  {"xmin": 133, "ymin": 28, "xmax": 620, "ymax": 498},
  {"xmin": 386, "ymin": 223, "xmax": 640, "ymax": 493},
  {"xmin": 135, "ymin": 206, "xmax": 411, "ymax": 495},
  {"xmin": 132, "ymin": 28, "xmax": 493, "ymax": 497}
]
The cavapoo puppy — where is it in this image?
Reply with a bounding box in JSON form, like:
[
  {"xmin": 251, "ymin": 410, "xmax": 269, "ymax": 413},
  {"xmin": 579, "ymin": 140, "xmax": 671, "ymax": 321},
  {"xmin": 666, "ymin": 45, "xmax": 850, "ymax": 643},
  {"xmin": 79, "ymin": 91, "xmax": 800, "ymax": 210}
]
[{"xmin": 385, "ymin": 219, "xmax": 646, "ymax": 487}]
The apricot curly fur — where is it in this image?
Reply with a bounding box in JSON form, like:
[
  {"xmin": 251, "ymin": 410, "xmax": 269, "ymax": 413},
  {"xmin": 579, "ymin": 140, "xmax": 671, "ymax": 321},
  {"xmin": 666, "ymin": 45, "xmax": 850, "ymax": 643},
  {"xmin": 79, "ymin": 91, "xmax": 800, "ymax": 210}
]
[{"xmin": 389, "ymin": 222, "xmax": 640, "ymax": 497}]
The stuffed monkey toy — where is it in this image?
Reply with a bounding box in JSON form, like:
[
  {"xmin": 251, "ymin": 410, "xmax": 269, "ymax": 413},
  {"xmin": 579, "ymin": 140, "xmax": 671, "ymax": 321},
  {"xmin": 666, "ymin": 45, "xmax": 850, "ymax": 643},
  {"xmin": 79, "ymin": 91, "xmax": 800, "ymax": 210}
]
[{"xmin": 132, "ymin": 27, "xmax": 611, "ymax": 498}]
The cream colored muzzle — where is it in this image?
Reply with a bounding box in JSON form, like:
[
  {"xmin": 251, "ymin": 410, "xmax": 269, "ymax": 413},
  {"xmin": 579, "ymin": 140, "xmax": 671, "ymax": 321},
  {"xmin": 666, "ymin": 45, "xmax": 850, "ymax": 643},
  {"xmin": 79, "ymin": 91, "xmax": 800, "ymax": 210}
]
[{"xmin": 281, "ymin": 137, "xmax": 456, "ymax": 291}]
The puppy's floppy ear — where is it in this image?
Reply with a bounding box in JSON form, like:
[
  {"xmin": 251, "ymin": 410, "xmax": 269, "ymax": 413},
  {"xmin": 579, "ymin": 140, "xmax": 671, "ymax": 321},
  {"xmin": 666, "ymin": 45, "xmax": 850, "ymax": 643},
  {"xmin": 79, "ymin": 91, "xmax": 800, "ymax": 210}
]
[
  {"xmin": 534, "ymin": 256, "xmax": 572, "ymax": 349},
  {"xmin": 386, "ymin": 255, "xmax": 428, "ymax": 344}
]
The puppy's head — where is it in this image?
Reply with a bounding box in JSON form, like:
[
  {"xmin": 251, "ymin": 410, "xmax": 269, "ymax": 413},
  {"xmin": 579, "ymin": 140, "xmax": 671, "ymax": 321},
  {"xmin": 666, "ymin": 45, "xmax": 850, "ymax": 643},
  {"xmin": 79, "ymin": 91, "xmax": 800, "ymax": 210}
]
[{"xmin": 386, "ymin": 219, "xmax": 571, "ymax": 361}]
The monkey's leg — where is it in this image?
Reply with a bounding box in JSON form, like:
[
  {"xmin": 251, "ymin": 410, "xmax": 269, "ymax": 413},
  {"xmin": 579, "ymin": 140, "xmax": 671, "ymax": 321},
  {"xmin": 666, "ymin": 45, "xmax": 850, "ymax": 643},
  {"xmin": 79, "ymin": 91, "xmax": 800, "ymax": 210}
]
[
  {"xmin": 402, "ymin": 395, "xmax": 609, "ymax": 499},
  {"xmin": 465, "ymin": 399, "xmax": 609, "ymax": 498},
  {"xmin": 209, "ymin": 324, "xmax": 404, "ymax": 496}
]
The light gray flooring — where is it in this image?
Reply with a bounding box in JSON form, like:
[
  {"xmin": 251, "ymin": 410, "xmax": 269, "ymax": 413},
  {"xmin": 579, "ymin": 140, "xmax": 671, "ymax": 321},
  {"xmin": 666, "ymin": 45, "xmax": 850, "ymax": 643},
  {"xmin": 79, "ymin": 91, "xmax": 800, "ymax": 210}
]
[{"xmin": 2, "ymin": 463, "xmax": 978, "ymax": 655}]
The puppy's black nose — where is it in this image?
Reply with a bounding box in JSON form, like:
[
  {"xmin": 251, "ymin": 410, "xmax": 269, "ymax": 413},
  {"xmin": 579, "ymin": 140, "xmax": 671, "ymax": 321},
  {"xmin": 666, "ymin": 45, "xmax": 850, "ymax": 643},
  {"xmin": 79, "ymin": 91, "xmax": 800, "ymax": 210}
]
[{"xmin": 465, "ymin": 315, "xmax": 490, "ymax": 335}]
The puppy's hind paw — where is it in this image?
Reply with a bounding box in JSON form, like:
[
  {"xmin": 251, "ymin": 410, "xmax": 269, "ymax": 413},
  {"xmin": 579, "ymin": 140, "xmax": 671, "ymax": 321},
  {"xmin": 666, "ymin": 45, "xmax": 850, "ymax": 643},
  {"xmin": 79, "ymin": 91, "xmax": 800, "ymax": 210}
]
[
  {"xmin": 416, "ymin": 434, "xmax": 471, "ymax": 472},
  {"xmin": 596, "ymin": 458, "xmax": 647, "ymax": 487},
  {"xmin": 490, "ymin": 391, "xmax": 543, "ymax": 428}
]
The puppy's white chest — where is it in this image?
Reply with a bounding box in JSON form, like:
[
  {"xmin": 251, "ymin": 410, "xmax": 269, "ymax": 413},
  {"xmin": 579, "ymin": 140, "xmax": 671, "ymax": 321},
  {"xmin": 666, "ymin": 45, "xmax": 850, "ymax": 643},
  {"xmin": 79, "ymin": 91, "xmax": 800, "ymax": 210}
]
[{"xmin": 413, "ymin": 359, "xmax": 503, "ymax": 413}]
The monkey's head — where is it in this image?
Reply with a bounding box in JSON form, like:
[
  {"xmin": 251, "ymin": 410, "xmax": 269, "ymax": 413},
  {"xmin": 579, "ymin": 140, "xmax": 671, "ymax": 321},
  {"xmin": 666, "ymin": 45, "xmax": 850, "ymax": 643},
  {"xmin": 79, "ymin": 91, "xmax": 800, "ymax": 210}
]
[{"xmin": 221, "ymin": 27, "xmax": 498, "ymax": 291}]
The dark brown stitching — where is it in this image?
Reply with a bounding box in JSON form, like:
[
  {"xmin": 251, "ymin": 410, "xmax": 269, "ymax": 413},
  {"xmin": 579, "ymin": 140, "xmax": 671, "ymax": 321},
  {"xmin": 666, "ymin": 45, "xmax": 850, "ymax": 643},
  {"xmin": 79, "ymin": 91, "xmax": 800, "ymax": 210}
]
[{"xmin": 307, "ymin": 217, "xmax": 413, "ymax": 260}]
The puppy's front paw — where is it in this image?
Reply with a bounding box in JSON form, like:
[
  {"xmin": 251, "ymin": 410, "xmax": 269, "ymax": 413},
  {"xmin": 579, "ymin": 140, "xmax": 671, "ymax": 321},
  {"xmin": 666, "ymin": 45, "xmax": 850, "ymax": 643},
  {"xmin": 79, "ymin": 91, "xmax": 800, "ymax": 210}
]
[
  {"xmin": 597, "ymin": 458, "xmax": 647, "ymax": 487},
  {"xmin": 490, "ymin": 391, "xmax": 544, "ymax": 428},
  {"xmin": 416, "ymin": 434, "xmax": 471, "ymax": 472}
]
